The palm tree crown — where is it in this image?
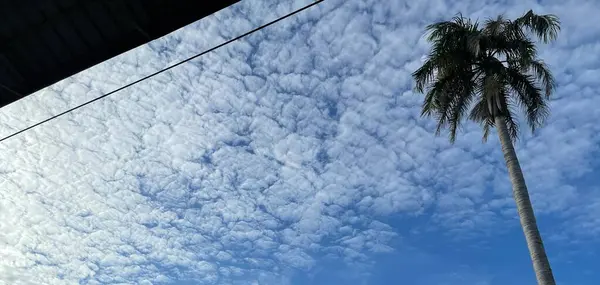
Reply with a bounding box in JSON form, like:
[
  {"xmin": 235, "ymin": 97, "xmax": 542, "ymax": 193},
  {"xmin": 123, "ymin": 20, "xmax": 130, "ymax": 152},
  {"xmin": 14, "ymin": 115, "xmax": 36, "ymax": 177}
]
[{"xmin": 412, "ymin": 10, "xmax": 560, "ymax": 143}]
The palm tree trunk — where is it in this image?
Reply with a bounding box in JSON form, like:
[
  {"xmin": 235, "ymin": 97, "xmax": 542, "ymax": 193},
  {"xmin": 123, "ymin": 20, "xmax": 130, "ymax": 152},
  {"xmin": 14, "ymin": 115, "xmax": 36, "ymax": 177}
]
[{"xmin": 494, "ymin": 116, "xmax": 556, "ymax": 285}]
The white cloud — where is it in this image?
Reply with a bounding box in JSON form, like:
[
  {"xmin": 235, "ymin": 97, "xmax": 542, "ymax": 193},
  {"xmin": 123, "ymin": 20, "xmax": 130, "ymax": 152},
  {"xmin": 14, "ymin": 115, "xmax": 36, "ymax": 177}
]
[{"xmin": 0, "ymin": 0, "xmax": 599, "ymax": 284}]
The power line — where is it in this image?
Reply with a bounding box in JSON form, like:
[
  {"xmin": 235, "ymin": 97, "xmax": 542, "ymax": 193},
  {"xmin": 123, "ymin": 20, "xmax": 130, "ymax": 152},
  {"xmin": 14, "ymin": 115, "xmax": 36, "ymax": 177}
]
[{"xmin": 0, "ymin": 0, "xmax": 323, "ymax": 143}]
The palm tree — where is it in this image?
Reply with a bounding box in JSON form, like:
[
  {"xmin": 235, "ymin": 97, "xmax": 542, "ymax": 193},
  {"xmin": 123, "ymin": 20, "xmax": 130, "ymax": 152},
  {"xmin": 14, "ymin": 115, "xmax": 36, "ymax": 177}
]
[{"xmin": 412, "ymin": 10, "xmax": 560, "ymax": 285}]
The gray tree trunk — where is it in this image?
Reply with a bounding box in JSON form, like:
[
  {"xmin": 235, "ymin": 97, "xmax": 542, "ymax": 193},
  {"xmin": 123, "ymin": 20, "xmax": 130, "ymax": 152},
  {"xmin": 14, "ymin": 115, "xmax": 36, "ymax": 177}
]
[{"xmin": 495, "ymin": 116, "xmax": 556, "ymax": 285}]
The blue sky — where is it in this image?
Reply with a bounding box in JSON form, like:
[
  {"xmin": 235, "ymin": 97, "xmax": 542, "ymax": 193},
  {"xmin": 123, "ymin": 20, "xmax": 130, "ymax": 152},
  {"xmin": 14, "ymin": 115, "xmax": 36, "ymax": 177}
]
[{"xmin": 0, "ymin": 0, "xmax": 599, "ymax": 284}]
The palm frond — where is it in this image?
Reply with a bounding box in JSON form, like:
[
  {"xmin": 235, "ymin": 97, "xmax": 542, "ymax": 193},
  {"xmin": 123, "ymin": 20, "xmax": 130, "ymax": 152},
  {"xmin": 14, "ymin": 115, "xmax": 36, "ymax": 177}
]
[
  {"xmin": 527, "ymin": 59, "xmax": 555, "ymax": 98},
  {"xmin": 420, "ymin": 74, "xmax": 450, "ymax": 117},
  {"xmin": 447, "ymin": 73, "xmax": 477, "ymax": 143},
  {"xmin": 467, "ymin": 33, "xmax": 482, "ymax": 57},
  {"xmin": 416, "ymin": 16, "xmax": 478, "ymax": 92},
  {"xmin": 496, "ymin": 35, "xmax": 537, "ymax": 63},
  {"xmin": 515, "ymin": 10, "xmax": 561, "ymax": 43},
  {"xmin": 503, "ymin": 92, "xmax": 521, "ymax": 141},
  {"xmin": 504, "ymin": 67, "xmax": 549, "ymax": 132},
  {"xmin": 420, "ymin": 70, "xmax": 471, "ymax": 139},
  {"xmin": 413, "ymin": 59, "xmax": 436, "ymax": 93},
  {"xmin": 482, "ymin": 14, "xmax": 507, "ymax": 37},
  {"xmin": 483, "ymin": 18, "xmax": 539, "ymax": 63},
  {"xmin": 481, "ymin": 120, "xmax": 494, "ymax": 142},
  {"xmin": 468, "ymin": 97, "xmax": 494, "ymax": 142},
  {"xmin": 426, "ymin": 21, "xmax": 459, "ymax": 41},
  {"xmin": 425, "ymin": 14, "xmax": 470, "ymax": 42}
]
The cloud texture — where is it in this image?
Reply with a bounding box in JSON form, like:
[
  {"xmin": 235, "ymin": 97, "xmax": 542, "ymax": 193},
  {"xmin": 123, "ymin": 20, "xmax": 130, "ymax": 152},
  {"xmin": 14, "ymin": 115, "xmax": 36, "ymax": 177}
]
[{"xmin": 0, "ymin": 0, "xmax": 599, "ymax": 284}]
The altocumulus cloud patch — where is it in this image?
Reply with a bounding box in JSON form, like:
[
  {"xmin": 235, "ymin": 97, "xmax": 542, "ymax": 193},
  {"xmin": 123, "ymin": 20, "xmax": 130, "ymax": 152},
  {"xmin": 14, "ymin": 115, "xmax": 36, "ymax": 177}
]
[{"xmin": 0, "ymin": 0, "xmax": 599, "ymax": 284}]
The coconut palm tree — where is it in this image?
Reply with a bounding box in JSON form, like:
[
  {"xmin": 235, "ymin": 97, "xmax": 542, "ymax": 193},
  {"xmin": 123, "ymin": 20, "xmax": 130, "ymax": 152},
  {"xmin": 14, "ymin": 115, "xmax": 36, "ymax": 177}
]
[{"xmin": 412, "ymin": 10, "xmax": 560, "ymax": 285}]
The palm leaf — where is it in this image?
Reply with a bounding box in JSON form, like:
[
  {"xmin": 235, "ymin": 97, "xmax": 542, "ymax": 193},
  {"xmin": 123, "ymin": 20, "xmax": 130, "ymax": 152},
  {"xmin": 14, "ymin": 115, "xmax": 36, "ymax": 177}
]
[
  {"xmin": 526, "ymin": 59, "xmax": 555, "ymax": 98},
  {"xmin": 515, "ymin": 10, "xmax": 561, "ymax": 43},
  {"xmin": 504, "ymin": 67, "xmax": 549, "ymax": 132}
]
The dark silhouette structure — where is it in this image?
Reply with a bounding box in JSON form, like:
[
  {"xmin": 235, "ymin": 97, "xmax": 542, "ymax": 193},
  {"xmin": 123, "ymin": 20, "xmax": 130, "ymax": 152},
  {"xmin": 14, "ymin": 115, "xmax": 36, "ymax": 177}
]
[{"xmin": 0, "ymin": 0, "xmax": 239, "ymax": 109}]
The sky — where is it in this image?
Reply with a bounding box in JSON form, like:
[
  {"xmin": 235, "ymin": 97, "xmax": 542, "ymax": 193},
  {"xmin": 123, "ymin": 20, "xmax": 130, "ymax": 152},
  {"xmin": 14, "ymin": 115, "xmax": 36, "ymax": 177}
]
[{"xmin": 0, "ymin": 0, "xmax": 599, "ymax": 284}]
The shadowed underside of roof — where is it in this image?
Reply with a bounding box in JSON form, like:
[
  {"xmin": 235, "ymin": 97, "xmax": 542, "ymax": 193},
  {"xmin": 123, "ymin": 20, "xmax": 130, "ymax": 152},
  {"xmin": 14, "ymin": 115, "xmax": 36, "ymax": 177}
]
[{"xmin": 0, "ymin": 0, "xmax": 239, "ymax": 109}]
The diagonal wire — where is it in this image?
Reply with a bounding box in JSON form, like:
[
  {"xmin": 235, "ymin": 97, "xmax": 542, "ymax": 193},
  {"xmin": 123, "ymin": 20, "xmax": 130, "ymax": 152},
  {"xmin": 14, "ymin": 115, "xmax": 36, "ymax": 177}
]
[{"xmin": 0, "ymin": 0, "xmax": 324, "ymax": 143}]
